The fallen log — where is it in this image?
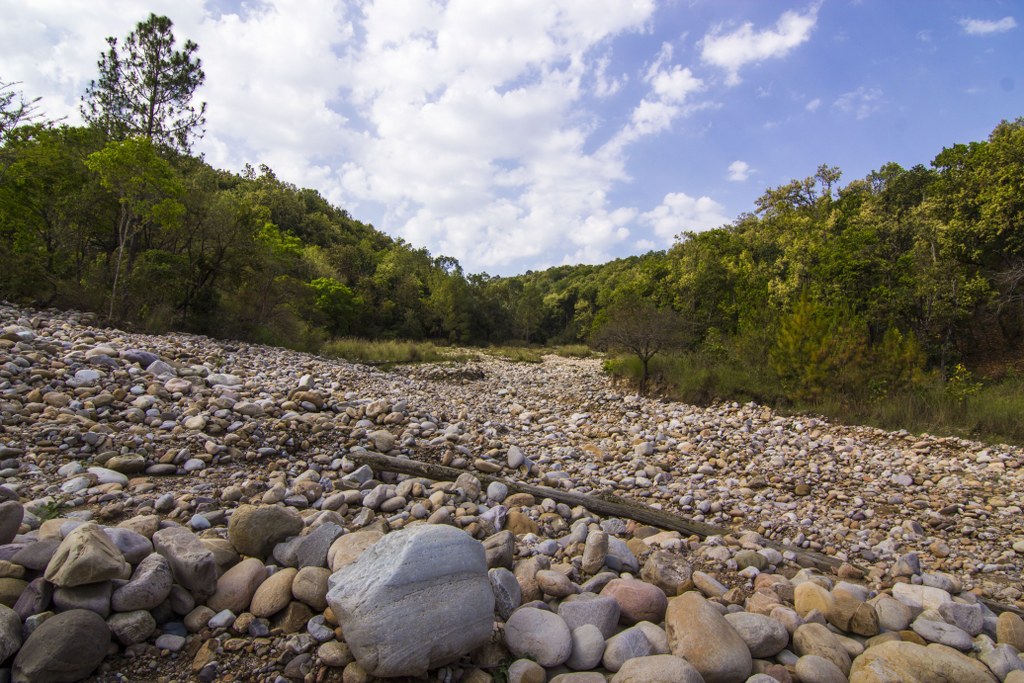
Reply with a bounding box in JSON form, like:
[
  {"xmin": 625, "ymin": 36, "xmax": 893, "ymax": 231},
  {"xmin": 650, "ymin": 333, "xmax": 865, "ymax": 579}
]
[
  {"xmin": 346, "ymin": 450, "xmax": 845, "ymax": 574},
  {"xmin": 348, "ymin": 450, "xmax": 1024, "ymax": 617}
]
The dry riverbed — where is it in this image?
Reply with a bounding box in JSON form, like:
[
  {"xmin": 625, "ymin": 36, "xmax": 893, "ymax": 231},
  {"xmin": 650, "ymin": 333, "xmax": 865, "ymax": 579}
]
[{"xmin": 0, "ymin": 302, "xmax": 1023, "ymax": 682}]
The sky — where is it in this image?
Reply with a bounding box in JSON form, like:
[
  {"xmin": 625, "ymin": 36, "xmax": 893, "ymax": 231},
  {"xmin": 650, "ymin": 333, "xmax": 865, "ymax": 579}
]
[{"xmin": 1, "ymin": 1, "xmax": 1022, "ymax": 276}]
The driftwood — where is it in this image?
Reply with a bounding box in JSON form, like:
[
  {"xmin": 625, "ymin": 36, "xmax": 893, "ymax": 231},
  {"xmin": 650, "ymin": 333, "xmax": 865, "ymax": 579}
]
[
  {"xmin": 348, "ymin": 450, "xmax": 1024, "ymax": 617},
  {"xmin": 346, "ymin": 450, "xmax": 844, "ymax": 574}
]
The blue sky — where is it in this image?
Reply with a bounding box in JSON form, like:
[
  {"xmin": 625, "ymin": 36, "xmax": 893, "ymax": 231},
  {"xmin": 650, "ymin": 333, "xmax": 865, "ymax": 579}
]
[{"xmin": 2, "ymin": 1, "xmax": 1021, "ymax": 275}]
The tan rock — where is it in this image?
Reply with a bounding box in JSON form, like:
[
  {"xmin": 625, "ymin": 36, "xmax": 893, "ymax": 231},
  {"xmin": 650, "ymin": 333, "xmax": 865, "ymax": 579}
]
[
  {"xmin": 793, "ymin": 622, "xmax": 852, "ymax": 676},
  {"xmin": 207, "ymin": 557, "xmax": 266, "ymax": 613},
  {"xmin": 250, "ymin": 567, "xmax": 297, "ymax": 617},
  {"xmin": 328, "ymin": 530, "xmax": 383, "ymax": 572},
  {"xmin": 997, "ymin": 612, "xmax": 1024, "ymax": 651},
  {"xmin": 795, "ymin": 581, "xmax": 835, "ymax": 618},
  {"xmin": 665, "ymin": 591, "xmax": 752, "ymax": 683},
  {"xmin": 44, "ymin": 523, "xmax": 130, "ymax": 588},
  {"xmin": 292, "ymin": 566, "xmax": 331, "ymax": 612},
  {"xmin": 849, "ymin": 641, "xmax": 996, "ymax": 682}
]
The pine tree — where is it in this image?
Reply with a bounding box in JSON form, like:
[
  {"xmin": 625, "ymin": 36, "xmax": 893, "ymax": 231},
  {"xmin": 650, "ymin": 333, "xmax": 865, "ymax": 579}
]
[{"xmin": 81, "ymin": 14, "xmax": 206, "ymax": 152}]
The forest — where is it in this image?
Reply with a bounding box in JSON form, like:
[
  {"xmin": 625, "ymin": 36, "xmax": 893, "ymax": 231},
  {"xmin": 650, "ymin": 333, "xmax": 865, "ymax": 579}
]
[{"xmin": 2, "ymin": 15, "xmax": 1024, "ymax": 438}]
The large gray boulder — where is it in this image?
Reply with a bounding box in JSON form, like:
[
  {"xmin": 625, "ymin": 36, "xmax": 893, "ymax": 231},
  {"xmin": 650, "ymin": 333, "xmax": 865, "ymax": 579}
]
[
  {"xmin": 153, "ymin": 525, "xmax": 217, "ymax": 601},
  {"xmin": 12, "ymin": 609, "xmax": 111, "ymax": 682},
  {"xmin": 326, "ymin": 524, "xmax": 494, "ymax": 677}
]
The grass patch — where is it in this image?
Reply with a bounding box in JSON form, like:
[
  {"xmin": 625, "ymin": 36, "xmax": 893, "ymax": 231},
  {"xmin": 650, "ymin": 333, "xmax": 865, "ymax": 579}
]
[
  {"xmin": 480, "ymin": 346, "xmax": 545, "ymax": 363},
  {"xmin": 321, "ymin": 338, "xmax": 465, "ymax": 364},
  {"xmin": 604, "ymin": 350, "xmax": 1024, "ymax": 445},
  {"xmin": 550, "ymin": 344, "xmax": 594, "ymax": 358}
]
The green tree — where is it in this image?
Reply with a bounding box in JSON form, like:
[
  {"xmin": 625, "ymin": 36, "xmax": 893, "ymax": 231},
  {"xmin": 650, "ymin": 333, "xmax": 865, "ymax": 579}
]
[
  {"xmin": 81, "ymin": 14, "xmax": 206, "ymax": 151},
  {"xmin": 593, "ymin": 299, "xmax": 686, "ymax": 393},
  {"xmin": 85, "ymin": 137, "xmax": 184, "ymax": 320}
]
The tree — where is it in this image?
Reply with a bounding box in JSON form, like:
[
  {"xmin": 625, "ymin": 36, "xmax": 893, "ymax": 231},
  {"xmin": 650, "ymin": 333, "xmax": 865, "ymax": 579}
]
[
  {"xmin": 85, "ymin": 137, "xmax": 184, "ymax": 321},
  {"xmin": 592, "ymin": 299, "xmax": 686, "ymax": 393},
  {"xmin": 81, "ymin": 14, "xmax": 206, "ymax": 151}
]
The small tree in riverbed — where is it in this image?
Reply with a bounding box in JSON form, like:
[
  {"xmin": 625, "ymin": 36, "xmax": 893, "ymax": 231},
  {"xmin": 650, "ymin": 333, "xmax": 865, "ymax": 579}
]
[{"xmin": 593, "ymin": 299, "xmax": 686, "ymax": 393}]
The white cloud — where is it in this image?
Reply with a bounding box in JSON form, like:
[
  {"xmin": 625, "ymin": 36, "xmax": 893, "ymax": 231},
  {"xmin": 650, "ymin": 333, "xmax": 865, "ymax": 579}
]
[
  {"xmin": 833, "ymin": 86, "xmax": 884, "ymax": 120},
  {"xmin": 0, "ymin": 0, "xmax": 731, "ymax": 274},
  {"xmin": 960, "ymin": 16, "xmax": 1017, "ymax": 35},
  {"xmin": 806, "ymin": 97, "xmax": 822, "ymax": 111},
  {"xmin": 640, "ymin": 192, "xmax": 730, "ymax": 242},
  {"xmin": 700, "ymin": 4, "xmax": 819, "ymax": 85},
  {"xmin": 727, "ymin": 160, "xmax": 751, "ymax": 181}
]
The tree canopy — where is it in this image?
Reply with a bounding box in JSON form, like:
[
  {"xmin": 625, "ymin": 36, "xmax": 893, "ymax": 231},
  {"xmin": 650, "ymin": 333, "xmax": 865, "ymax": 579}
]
[{"xmin": 81, "ymin": 14, "xmax": 206, "ymax": 151}]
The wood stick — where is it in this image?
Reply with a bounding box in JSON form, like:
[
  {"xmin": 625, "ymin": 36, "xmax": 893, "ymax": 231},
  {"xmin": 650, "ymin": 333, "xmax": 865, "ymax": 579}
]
[
  {"xmin": 345, "ymin": 450, "xmax": 844, "ymax": 573},
  {"xmin": 347, "ymin": 450, "xmax": 1024, "ymax": 617}
]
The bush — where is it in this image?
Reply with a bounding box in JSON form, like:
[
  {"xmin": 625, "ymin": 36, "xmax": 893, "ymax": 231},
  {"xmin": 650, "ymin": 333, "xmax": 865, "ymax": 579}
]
[{"xmin": 321, "ymin": 338, "xmax": 456, "ymax": 364}]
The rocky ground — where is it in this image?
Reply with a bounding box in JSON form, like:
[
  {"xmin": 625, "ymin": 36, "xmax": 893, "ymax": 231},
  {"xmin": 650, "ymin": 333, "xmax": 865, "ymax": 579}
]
[{"xmin": 0, "ymin": 302, "xmax": 1023, "ymax": 683}]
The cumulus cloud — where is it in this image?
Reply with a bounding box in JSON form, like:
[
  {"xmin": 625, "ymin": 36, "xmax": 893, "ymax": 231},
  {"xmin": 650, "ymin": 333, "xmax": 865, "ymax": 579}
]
[
  {"xmin": 806, "ymin": 97, "xmax": 822, "ymax": 111},
  {"xmin": 700, "ymin": 4, "xmax": 819, "ymax": 85},
  {"xmin": 1, "ymin": 0, "xmax": 737, "ymax": 274},
  {"xmin": 727, "ymin": 160, "xmax": 751, "ymax": 181},
  {"xmin": 833, "ymin": 86, "xmax": 884, "ymax": 119},
  {"xmin": 640, "ymin": 192, "xmax": 731, "ymax": 242},
  {"xmin": 960, "ymin": 16, "xmax": 1017, "ymax": 35}
]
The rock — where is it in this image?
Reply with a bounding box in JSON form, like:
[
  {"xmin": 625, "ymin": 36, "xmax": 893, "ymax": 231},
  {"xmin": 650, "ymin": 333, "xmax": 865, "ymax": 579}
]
[
  {"xmin": 610, "ymin": 654, "xmax": 704, "ymax": 683},
  {"xmin": 566, "ymin": 623, "xmax": 605, "ymax": 670},
  {"xmin": 793, "ymin": 623, "xmax": 852, "ymax": 676},
  {"xmin": 829, "ymin": 592, "xmax": 881, "ymax": 637},
  {"xmin": 0, "ymin": 577, "xmax": 26, "ymax": 606},
  {"xmin": 640, "ymin": 550, "xmax": 693, "ymax": 596},
  {"xmin": 724, "ymin": 611, "xmax": 790, "ymax": 658},
  {"xmin": 53, "ymin": 581, "xmax": 112, "ymax": 617},
  {"xmin": 12, "ymin": 609, "xmax": 111, "ymax": 683},
  {"xmin": 111, "ymin": 552, "xmax": 173, "ymax": 612},
  {"xmin": 325, "ymin": 524, "xmax": 494, "ymax": 677},
  {"xmin": 0, "ymin": 603, "xmax": 22, "ymax": 661},
  {"xmin": 207, "ymin": 557, "xmax": 266, "ymax": 613},
  {"xmin": 601, "ymin": 578, "xmax": 668, "ymax": 625},
  {"xmin": 107, "ymin": 609, "xmax": 156, "ymax": 646},
  {"xmin": 102, "ymin": 527, "xmax": 153, "ymax": 565},
  {"xmin": 870, "ymin": 594, "xmax": 913, "ymax": 632},
  {"xmin": 536, "ymin": 569, "xmax": 578, "ymax": 598},
  {"xmin": 665, "ymin": 591, "xmax": 752, "ymax": 683},
  {"xmin": 848, "ymin": 640, "xmax": 996, "ymax": 682},
  {"xmin": 979, "ymin": 643, "xmax": 1024, "ymax": 681},
  {"xmin": 250, "ymin": 567, "xmax": 297, "ymax": 617},
  {"xmin": 938, "ymin": 601, "xmax": 984, "ymax": 637},
  {"xmin": 603, "ymin": 626, "xmax": 654, "ymax": 672},
  {"xmin": 44, "ymin": 522, "xmax": 129, "ymax": 587},
  {"xmin": 292, "ymin": 566, "xmax": 331, "ymax": 612},
  {"xmin": 153, "ymin": 525, "xmax": 218, "ymax": 601},
  {"xmin": 483, "ymin": 530, "xmax": 515, "ymax": 569},
  {"xmin": 228, "ymin": 505, "xmax": 304, "ymax": 559},
  {"xmin": 489, "ymin": 567, "xmax": 522, "ymax": 620},
  {"xmin": 12, "ymin": 577, "xmax": 49, "ymax": 620},
  {"xmin": 795, "ymin": 654, "xmax": 848, "ymax": 683},
  {"xmin": 505, "ymin": 607, "xmax": 573, "ymax": 668},
  {"xmin": 508, "ymin": 659, "xmax": 546, "ymax": 683},
  {"xmin": 0, "ymin": 500, "xmax": 24, "ymax": 545},
  {"xmin": 891, "ymin": 582, "xmax": 953, "ymax": 611},
  {"xmin": 272, "ymin": 600, "xmax": 312, "ymax": 633},
  {"xmin": 911, "ymin": 616, "xmax": 973, "ymax": 650},
  {"xmin": 295, "ymin": 522, "xmax": 344, "ymax": 569},
  {"xmin": 558, "ymin": 593, "xmax": 621, "ymax": 638},
  {"xmin": 582, "ymin": 530, "xmax": 608, "ymax": 574},
  {"xmin": 795, "ymin": 581, "xmax": 835, "ymax": 617},
  {"xmin": 328, "ymin": 529, "xmax": 383, "ymax": 572},
  {"xmin": 997, "ymin": 612, "xmax": 1024, "ymax": 650}
]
